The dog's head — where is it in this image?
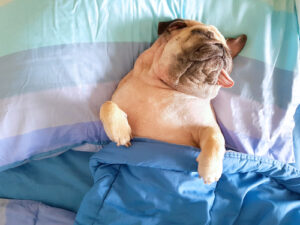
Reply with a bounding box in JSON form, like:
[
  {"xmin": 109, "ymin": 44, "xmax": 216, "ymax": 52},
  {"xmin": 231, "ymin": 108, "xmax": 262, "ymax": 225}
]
[{"xmin": 154, "ymin": 19, "xmax": 247, "ymax": 99}]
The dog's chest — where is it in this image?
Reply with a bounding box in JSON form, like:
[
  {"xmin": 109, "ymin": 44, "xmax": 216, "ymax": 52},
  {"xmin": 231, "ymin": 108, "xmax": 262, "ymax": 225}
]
[{"xmin": 112, "ymin": 79, "xmax": 216, "ymax": 146}]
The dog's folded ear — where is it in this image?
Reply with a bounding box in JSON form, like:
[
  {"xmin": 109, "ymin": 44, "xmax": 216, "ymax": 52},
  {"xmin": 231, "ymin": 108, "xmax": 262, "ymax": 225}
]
[
  {"xmin": 226, "ymin": 34, "xmax": 247, "ymax": 58},
  {"xmin": 158, "ymin": 19, "xmax": 187, "ymax": 35}
]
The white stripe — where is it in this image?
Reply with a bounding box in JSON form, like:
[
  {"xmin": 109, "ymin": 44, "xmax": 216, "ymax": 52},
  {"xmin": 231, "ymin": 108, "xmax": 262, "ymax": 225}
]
[
  {"xmin": 0, "ymin": 199, "xmax": 9, "ymax": 225},
  {"xmin": 0, "ymin": 81, "xmax": 294, "ymax": 140},
  {"xmin": 213, "ymin": 90, "xmax": 295, "ymax": 162},
  {"xmin": 0, "ymin": 80, "xmax": 295, "ymax": 151},
  {"xmin": 0, "ymin": 81, "xmax": 118, "ymax": 138},
  {"xmin": 212, "ymin": 89, "xmax": 294, "ymax": 142}
]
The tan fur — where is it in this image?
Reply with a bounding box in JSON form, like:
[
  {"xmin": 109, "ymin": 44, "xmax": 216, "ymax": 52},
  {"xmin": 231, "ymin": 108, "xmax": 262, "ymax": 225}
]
[
  {"xmin": 100, "ymin": 20, "xmax": 246, "ymax": 184},
  {"xmin": 100, "ymin": 101, "xmax": 132, "ymax": 147}
]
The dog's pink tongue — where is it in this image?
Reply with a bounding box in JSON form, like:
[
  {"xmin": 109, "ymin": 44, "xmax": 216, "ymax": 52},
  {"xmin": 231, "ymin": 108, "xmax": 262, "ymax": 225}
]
[{"xmin": 217, "ymin": 69, "xmax": 234, "ymax": 88}]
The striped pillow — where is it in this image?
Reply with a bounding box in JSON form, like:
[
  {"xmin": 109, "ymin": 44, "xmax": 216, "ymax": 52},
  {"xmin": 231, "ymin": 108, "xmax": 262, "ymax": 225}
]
[{"xmin": 0, "ymin": 0, "xmax": 299, "ymax": 170}]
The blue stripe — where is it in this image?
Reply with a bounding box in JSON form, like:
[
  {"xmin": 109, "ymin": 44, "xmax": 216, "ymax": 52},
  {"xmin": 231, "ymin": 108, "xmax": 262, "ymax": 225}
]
[
  {"xmin": 0, "ymin": 42, "xmax": 150, "ymax": 98},
  {"xmin": 0, "ymin": 121, "xmax": 109, "ymax": 171},
  {"xmin": 0, "ymin": 117, "xmax": 294, "ymax": 172},
  {"xmin": 229, "ymin": 56, "xmax": 298, "ymax": 109},
  {"xmin": 0, "ymin": 43, "xmax": 297, "ymax": 111}
]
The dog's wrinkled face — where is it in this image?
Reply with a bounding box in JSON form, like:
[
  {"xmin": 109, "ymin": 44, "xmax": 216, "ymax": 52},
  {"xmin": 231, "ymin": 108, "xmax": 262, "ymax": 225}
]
[{"xmin": 155, "ymin": 19, "xmax": 246, "ymax": 99}]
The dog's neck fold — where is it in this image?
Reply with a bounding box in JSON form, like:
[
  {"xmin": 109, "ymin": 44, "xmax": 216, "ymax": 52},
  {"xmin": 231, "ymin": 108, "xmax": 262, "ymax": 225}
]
[{"xmin": 132, "ymin": 37, "xmax": 172, "ymax": 89}]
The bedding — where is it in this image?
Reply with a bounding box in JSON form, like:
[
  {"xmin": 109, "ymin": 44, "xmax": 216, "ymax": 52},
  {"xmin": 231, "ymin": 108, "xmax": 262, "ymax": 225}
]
[
  {"xmin": 0, "ymin": 199, "xmax": 75, "ymax": 225},
  {"xmin": 75, "ymin": 138, "xmax": 300, "ymax": 225},
  {"xmin": 0, "ymin": 0, "xmax": 299, "ymax": 224},
  {"xmin": 295, "ymin": 106, "xmax": 300, "ymax": 168},
  {"xmin": 0, "ymin": 0, "xmax": 299, "ymax": 172},
  {"xmin": 0, "ymin": 150, "xmax": 93, "ymax": 212}
]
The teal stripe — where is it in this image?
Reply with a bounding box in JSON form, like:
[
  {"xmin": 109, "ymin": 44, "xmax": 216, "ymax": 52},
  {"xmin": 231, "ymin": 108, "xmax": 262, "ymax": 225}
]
[{"xmin": 0, "ymin": 0, "xmax": 298, "ymax": 71}]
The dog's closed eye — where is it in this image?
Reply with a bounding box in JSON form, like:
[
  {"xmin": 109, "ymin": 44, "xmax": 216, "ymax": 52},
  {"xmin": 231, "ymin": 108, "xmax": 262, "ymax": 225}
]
[{"xmin": 191, "ymin": 29, "xmax": 214, "ymax": 39}]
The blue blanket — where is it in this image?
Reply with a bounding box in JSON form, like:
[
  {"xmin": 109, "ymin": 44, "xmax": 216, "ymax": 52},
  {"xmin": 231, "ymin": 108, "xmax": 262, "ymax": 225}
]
[{"xmin": 75, "ymin": 138, "xmax": 300, "ymax": 225}]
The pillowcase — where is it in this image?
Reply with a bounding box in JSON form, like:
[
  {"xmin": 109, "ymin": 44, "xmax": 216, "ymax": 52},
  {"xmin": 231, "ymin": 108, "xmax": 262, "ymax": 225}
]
[
  {"xmin": 212, "ymin": 0, "xmax": 300, "ymax": 163},
  {"xmin": 0, "ymin": 0, "xmax": 299, "ymax": 171}
]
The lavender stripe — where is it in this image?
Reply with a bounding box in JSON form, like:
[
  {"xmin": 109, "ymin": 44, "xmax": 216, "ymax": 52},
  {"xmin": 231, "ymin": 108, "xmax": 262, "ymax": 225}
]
[
  {"xmin": 0, "ymin": 121, "xmax": 109, "ymax": 171},
  {"xmin": 218, "ymin": 120, "xmax": 294, "ymax": 163},
  {"xmin": 5, "ymin": 200, "xmax": 75, "ymax": 225}
]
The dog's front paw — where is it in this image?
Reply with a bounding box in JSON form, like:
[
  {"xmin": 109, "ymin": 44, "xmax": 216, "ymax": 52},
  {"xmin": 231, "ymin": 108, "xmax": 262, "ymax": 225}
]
[
  {"xmin": 100, "ymin": 101, "xmax": 132, "ymax": 147},
  {"xmin": 196, "ymin": 153, "xmax": 223, "ymax": 184},
  {"xmin": 105, "ymin": 113, "xmax": 132, "ymax": 147},
  {"xmin": 106, "ymin": 114, "xmax": 132, "ymax": 147}
]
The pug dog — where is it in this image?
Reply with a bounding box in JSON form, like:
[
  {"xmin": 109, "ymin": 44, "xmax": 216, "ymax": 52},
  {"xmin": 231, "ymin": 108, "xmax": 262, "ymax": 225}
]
[{"xmin": 100, "ymin": 19, "xmax": 247, "ymax": 184}]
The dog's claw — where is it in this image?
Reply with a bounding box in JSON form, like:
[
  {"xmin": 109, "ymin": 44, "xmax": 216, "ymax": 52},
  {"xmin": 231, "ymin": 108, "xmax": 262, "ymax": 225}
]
[
  {"xmin": 125, "ymin": 142, "xmax": 131, "ymax": 147},
  {"xmin": 116, "ymin": 137, "xmax": 132, "ymax": 148}
]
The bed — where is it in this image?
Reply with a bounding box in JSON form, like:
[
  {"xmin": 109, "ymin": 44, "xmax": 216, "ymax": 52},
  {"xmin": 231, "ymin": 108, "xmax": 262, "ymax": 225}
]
[{"xmin": 0, "ymin": 0, "xmax": 299, "ymax": 224}]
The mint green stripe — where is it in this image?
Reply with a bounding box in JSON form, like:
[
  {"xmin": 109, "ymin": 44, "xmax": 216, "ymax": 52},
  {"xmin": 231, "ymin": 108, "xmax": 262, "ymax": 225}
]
[
  {"xmin": 194, "ymin": 0, "xmax": 299, "ymax": 71},
  {"xmin": 262, "ymin": 0, "xmax": 296, "ymax": 12},
  {"xmin": 0, "ymin": 0, "xmax": 298, "ymax": 71}
]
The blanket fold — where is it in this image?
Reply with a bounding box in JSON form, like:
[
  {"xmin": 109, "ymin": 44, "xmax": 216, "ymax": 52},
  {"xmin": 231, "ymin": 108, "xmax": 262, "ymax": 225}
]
[{"xmin": 75, "ymin": 138, "xmax": 300, "ymax": 225}]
